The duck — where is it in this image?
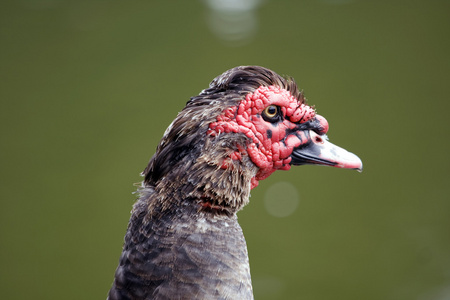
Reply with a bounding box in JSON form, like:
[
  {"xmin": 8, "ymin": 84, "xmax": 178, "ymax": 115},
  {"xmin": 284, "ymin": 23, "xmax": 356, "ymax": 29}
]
[{"xmin": 107, "ymin": 66, "xmax": 362, "ymax": 300}]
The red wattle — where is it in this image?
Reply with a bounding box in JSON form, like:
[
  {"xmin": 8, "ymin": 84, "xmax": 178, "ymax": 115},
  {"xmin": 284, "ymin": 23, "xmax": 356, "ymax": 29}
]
[
  {"xmin": 208, "ymin": 85, "xmax": 316, "ymax": 188},
  {"xmin": 315, "ymin": 114, "xmax": 329, "ymax": 134}
]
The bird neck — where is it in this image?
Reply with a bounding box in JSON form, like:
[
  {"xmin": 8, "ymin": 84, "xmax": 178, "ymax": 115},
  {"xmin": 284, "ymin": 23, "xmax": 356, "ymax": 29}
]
[{"xmin": 146, "ymin": 136, "xmax": 258, "ymax": 216}]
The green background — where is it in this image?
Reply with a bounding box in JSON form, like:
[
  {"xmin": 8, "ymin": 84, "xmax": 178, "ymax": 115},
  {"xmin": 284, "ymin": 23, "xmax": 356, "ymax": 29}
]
[{"xmin": 1, "ymin": 1, "xmax": 449, "ymax": 299}]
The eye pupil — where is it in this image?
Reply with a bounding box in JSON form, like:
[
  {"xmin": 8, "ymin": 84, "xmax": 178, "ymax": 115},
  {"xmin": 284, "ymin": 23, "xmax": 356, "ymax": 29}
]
[{"xmin": 268, "ymin": 106, "xmax": 276, "ymax": 115}]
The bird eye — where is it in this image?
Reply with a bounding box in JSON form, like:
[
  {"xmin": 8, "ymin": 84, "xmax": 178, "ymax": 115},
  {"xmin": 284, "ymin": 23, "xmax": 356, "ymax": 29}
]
[{"xmin": 262, "ymin": 105, "xmax": 279, "ymax": 122}]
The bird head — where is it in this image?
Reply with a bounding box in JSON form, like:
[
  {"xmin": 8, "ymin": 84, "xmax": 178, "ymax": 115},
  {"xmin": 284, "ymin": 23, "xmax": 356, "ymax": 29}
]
[{"xmin": 142, "ymin": 66, "xmax": 362, "ymax": 211}]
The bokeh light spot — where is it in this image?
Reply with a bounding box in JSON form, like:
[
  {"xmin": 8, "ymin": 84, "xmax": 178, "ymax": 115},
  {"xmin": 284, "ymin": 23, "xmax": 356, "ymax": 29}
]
[
  {"xmin": 203, "ymin": 0, "xmax": 263, "ymax": 46},
  {"xmin": 264, "ymin": 181, "xmax": 299, "ymax": 218}
]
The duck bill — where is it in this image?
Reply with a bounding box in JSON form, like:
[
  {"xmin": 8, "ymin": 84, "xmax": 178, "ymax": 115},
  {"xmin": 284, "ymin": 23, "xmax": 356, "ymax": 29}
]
[{"xmin": 290, "ymin": 131, "xmax": 363, "ymax": 172}]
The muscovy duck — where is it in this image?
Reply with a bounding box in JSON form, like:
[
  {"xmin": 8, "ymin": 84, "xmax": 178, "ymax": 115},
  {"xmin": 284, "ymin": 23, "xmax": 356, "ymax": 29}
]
[{"xmin": 108, "ymin": 66, "xmax": 362, "ymax": 300}]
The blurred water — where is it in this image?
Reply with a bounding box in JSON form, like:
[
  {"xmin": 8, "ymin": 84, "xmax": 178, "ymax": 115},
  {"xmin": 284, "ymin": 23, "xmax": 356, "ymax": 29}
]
[{"xmin": 1, "ymin": 1, "xmax": 449, "ymax": 300}]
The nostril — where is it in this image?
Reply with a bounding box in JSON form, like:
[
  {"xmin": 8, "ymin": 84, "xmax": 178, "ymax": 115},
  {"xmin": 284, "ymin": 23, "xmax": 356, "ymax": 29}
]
[{"xmin": 315, "ymin": 136, "xmax": 323, "ymax": 143}]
